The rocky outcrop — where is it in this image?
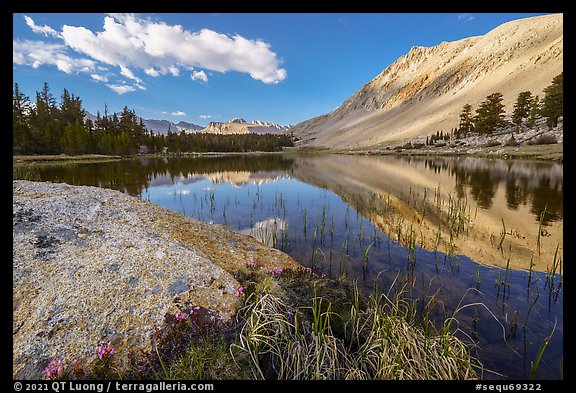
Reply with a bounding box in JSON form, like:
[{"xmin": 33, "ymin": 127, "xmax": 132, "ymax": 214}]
[
  {"xmin": 13, "ymin": 181, "xmax": 299, "ymax": 379},
  {"xmin": 202, "ymin": 119, "xmax": 291, "ymax": 135},
  {"xmin": 396, "ymin": 116, "xmax": 564, "ymax": 151},
  {"xmin": 292, "ymin": 13, "xmax": 562, "ymax": 149},
  {"xmin": 203, "ymin": 121, "xmax": 251, "ymax": 135}
]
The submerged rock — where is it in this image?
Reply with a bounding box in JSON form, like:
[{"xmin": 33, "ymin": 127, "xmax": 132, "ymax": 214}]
[{"xmin": 13, "ymin": 180, "xmax": 299, "ymax": 379}]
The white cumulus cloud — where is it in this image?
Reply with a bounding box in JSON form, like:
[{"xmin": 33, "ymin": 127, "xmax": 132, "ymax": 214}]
[
  {"xmin": 171, "ymin": 111, "xmax": 186, "ymax": 116},
  {"xmin": 168, "ymin": 65, "xmax": 180, "ymax": 76},
  {"xmin": 59, "ymin": 13, "xmax": 286, "ymax": 84},
  {"xmin": 90, "ymin": 73, "xmax": 109, "ymax": 83},
  {"xmin": 13, "ymin": 39, "xmax": 96, "ymax": 74},
  {"xmin": 145, "ymin": 67, "xmax": 160, "ymax": 77},
  {"xmin": 24, "ymin": 15, "xmax": 60, "ymax": 37},
  {"xmin": 15, "ymin": 14, "xmax": 287, "ymax": 95},
  {"xmin": 199, "ymin": 114, "xmax": 212, "ymax": 120},
  {"xmin": 105, "ymin": 83, "xmax": 137, "ymax": 94},
  {"xmin": 119, "ymin": 65, "xmax": 142, "ymax": 83},
  {"xmin": 191, "ymin": 70, "xmax": 208, "ymax": 83}
]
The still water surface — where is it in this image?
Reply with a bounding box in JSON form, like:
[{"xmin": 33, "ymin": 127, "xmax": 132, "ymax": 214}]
[{"xmin": 33, "ymin": 153, "xmax": 563, "ymax": 379}]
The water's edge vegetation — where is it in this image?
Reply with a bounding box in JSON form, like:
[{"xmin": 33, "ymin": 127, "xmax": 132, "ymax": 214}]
[{"xmin": 43, "ymin": 264, "xmax": 481, "ymax": 380}]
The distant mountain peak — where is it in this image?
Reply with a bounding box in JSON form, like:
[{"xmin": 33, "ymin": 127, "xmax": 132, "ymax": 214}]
[
  {"xmin": 229, "ymin": 118, "xmax": 247, "ymax": 124},
  {"xmin": 202, "ymin": 118, "xmax": 292, "ymax": 135}
]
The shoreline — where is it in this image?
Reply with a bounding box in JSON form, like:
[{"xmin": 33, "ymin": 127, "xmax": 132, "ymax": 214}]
[
  {"xmin": 12, "ymin": 143, "xmax": 564, "ymax": 166},
  {"xmin": 13, "ymin": 154, "xmax": 124, "ymax": 166},
  {"xmin": 337, "ymin": 143, "xmax": 564, "ymax": 162}
]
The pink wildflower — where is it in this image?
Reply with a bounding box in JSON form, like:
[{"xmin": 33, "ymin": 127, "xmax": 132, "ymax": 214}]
[
  {"xmin": 319, "ymin": 273, "xmax": 327, "ymax": 279},
  {"xmin": 174, "ymin": 312, "xmax": 188, "ymax": 321},
  {"xmin": 270, "ymin": 267, "xmax": 283, "ymax": 276},
  {"xmin": 97, "ymin": 341, "xmax": 116, "ymax": 360},
  {"xmin": 190, "ymin": 306, "xmax": 201, "ymax": 315},
  {"xmin": 304, "ymin": 267, "xmax": 312, "ymax": 274},
  {"xmin": 233, "ymin": 286, "xmax": 245, "ymax": 296},
  {"xmin": 246, "ymin": 259, "xmax": 255, "ymax": 268},
  {"xmin": 44, "ymin": 359, "xmax": 64, "ymax": 379}
]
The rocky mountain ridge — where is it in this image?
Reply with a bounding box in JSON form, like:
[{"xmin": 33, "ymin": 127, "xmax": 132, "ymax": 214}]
[
  {"xmin": 291, "ymin": 13, "xmax": 563, "ymax": 149},
  {"xmin": 202, "ymin": 118, "xmax": 291, "ymax": 135}
]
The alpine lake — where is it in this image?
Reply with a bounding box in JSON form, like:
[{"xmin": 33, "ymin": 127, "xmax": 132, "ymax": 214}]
[{"xmin": 27, "ymin": 153, "xmax": 563, "ymax": 380}]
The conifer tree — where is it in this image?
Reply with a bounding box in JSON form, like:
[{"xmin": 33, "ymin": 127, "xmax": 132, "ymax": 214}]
[
  {"xmin": 473, "ymin": 92, "xmax": 506, "ymax": 134},
  {"xmin": 540, "ymin": 73, "xmax": 563, "ymax": 129},
  {"xmin": 512, "ymin": 91, "xmax": 533, "ymax": 131},
  {"xmin": 458, "ymin": 104, "xmax": 473, "ymax": 136},
  {"xmin": 13, "ymin": 83, "xmax": 31, "ymax": 153},
  {"xmin": 527, "ymin": 96, "xmax": 540, "ymax": 128},
  {"xmin": 59, "ymin": 88, "xmax": 85, "ymax": 126},
  {"xmin": 29, "ymin": 82, "xmax": 60, "ymax": 153}
]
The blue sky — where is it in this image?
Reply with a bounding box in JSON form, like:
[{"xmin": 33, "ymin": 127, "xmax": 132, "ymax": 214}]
[{"xmin": 13, "ymin": 13, "xmax": 551, "ymax": 126}]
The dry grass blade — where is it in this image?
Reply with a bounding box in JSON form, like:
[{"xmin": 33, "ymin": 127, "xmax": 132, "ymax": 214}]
[{"xmin": 233, "ymin": 279, "xmax": 479, "ymax": 380}]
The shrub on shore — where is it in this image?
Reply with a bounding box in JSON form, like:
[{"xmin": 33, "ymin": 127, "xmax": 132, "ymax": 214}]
[
  {"xmin": 505, "ymin": 136, "xmax": 521, "ymax": 147},
  {"xmin": 527, "ymin": 134, "xmax": 557, "ymax": 145}
]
